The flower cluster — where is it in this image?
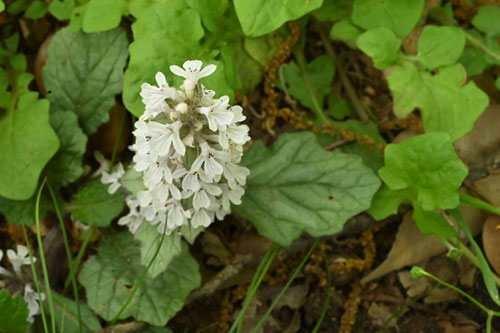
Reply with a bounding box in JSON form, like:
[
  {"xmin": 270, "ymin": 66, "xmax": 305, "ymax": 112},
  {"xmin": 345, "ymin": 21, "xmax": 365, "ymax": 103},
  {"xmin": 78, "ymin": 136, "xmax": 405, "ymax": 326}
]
[
  {"xmin": 119, "ymin": 60, "xmax": 250, "ymax": 235},
  {"xmin": 0, "ymin": 246, "xmax": 45, "ymax": 323}
]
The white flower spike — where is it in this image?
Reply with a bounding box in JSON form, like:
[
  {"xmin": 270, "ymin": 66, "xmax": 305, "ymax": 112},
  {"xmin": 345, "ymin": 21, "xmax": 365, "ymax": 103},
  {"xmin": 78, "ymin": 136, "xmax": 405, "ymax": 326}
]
[{"xmin": 122, "ymin": 59, "xmax": 250, "ymax": 238}]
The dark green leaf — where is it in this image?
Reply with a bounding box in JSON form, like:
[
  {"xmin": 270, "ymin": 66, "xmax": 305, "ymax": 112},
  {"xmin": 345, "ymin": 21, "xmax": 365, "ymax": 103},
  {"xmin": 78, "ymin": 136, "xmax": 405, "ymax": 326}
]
[
  {"xmin": 71, "ymin": 180, "xmax": 125, "ymax": 227},
  {"xmin": 0, "ymin": 193, "xmax": 50, "ymax": 226},
  {"xmin": 0, "ymin": 290, "xmax": 30, "ymax": 333},
  {"xmin": 51, "ymin": 293, "xmax": 102, "ymax": 333}
]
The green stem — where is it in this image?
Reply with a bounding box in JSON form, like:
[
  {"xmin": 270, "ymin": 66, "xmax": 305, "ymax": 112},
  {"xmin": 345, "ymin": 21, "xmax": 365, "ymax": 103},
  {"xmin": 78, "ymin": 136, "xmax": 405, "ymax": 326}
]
[
  {"xmin": 464, "ymin": 32, "xmax": 500, "ymax": 63},
  {"xmin": 294, "ymin": 49, "xmax": 330, "ymax": 125},
  {"xmin": 46, "ymin": 181, "xmax": 82, "ymax": 333},
  {"xmin": 229, "ymin": 243, "xmax": 279, "ymax": 333},
  {"xmin": 460, "ymin": 193, "xmax": 500, "ymax": 216},
  {"xmin": 419, "ymin": 269, "xmax": 500, "ymax": 316},
  {"xmin": 455, "ymin": 240, "xmax": 500, "ymax": 287},
  {"xmin": 22, "ymin": 226, "xmax": 49, "ymax": 333},
  {"xmin": 63, "ymin": 228, "xmax": 93, "ymax": 294},
  {"xmin": 251, "ymin": 239, "xmax": 320, "ymax": 333},
  {"xmin": 109, "ymin": 224, "xmax": 168, "ymax": 324},
  {"xmin": 487, "ymin": 311, "xmax": 493, "ymax": 333},
  {"xmin": 312, "ymin": 247, "xmax": 331, "ymax": 333},
  {"xmin": 35, "ymin": 177, "xmax": 57, "ymax": 333}
]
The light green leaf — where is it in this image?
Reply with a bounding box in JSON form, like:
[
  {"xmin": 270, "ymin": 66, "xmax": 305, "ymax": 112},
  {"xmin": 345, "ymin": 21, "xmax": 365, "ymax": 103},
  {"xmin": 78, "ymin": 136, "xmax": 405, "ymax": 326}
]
[
  {"xmin": 459, "ymin": 47, "xmax": 489, "ymax": 76},
  {"xmin": 82, "ymin": 0, "xmax": 127, "ymax": 33},
  {"xmin": 134, "ymin": 222, "xmax": 182, "ymax": 278},
  {"xmin": 330, "ymin": 19, "xmax": 363, "ymax": 47},
  {"xmin": 178, "ymin": 224, "xmax": 204, "ymax": 244},
  {"xmin": 0, "ymin": 90, "xmax": 59, "ymax": 200},
  {"xmin": 71, "ymin": 180, "xmax": 125, "ymax": 227},
  {"xmin": 367, "ymin": 185, "xmax": 412, "ymax": 220},
  {"xmin": 352, "ymin": 0, "xmax": 424, "ymax": 38},
  {"xmin": 79, "ymin": 232, "xmax": 200, "ymax": 326},
  {"xmin": 48, "ymin": 0, "xmax": 75, "ymax": 20},
  {"xmin": 412, "ymin": 204, "xmax": 457, "ymax": 238},
  {"xmin": 24, "ymin": 0, "xmax": 47, "ymax": 19},
  {"xmin": 234, "ymin": 0, "xmax": 323, "ymax": 37},
  {"xmin": 312, "ymin": 0, "xmax": 352, "ymax": 22},
  {"xmin": 379, "ymin": 132, "xmax": 468, "ymax": 211},
  {"xmin": 0, "ymin": 1, "xmax": 4, "ymax": 12},
  {"xmin": 0, "ymin": 193, "xmax": 50, "ymax": 226},
  {"xmin": 278, "ymin": 55, "xmax": 335, "ymax": 111},
  {"xmin": 46, "ymin": 111, "xmax": 87, "ymax": 186},
  {"xmin": 42, "ymin": 26, "xmax": 129, "ymax": 135},
  {"xmin": 244, "ymin": 32, "xmax": 283, "ymax": 66},
  {"xmin": 416, "ymin": 26, "xmax": 465, "ymax": 70},
  {"xmin": 326, "ymin": 95, "xmax": 351, "ymax": 120},
  {"xmin": 387, "ymin": 62, "xmax": 489, "ymax": 141},
  {"xmin": 187, "ymin": 0, "xmax": 228, "ymax": 32},
  {"xmin": 124, "ymin": 0, "xmax": 204, "ymax": 117},
  {"xmin": 69, "ymin": 4, "xmax": 86, "ymax": 32},
  {"xmin": 233, "ymin": 132, "xmax": 381, "ymax": 246},
  {"xmin": 121, "ymin": 168, "xmax": 146, "ymax": 195},
  {"xmin": 0, "ymin": 290, "xmax": 29, "ymax": 333},
  {"xmin": 51, "ymin": 293, "xmax": 102, "ymax": 333},
  {"xmin": 356, "ymin": 27, "xmax": 401, "ymax": 70},
  {"xmin": 472, "ymin": 5, "xmax": 500, "ymax": 38}
]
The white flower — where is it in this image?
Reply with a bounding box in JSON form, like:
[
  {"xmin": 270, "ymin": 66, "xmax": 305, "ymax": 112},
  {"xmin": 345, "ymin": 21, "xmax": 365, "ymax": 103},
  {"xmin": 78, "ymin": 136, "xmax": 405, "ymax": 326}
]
[
  {"xmin": 199, "ymin": 96, "xmax": 234, "ymax": 131},
  {"xmin": 148, "ymin": 121, "xmax": 185, "ymax": 156},
  {"xmin": 24, "ymin": 284, "xmax": 45, "ymax": 324},
  {"xmin": 118, "ymin": 197, "xmax": 143, "ymax": 234},
  {"xmin": 92, "ymin": 151, "xmax": 110, "ymax": 178},
  {"xmin": 101, "ymin": 163, "xmax": 125, "ymax": 194},
  {"xmin": 7, "ymin": 245, "xmax": 33, "ymax": 277},
  {"xmin": 191, "ymin": 143, "xmax": 224, "ymax": 179},
  {"xmin": 140, "ymin": 72, "xmax": 176, "ymax": 116},
  {"xmin": 170, "ymin": 60, "xmax": 216, "ymax": 84}
]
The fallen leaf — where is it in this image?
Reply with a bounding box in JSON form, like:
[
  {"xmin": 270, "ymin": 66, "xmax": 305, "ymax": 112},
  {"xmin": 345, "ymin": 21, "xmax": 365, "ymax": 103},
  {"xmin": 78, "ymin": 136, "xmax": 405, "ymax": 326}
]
[
  {"xmin": 367, "ymin": 302, "xmax": 402, "ymax": 328},
  {"xmin": 482, "ymin": 215, "xmax": 500, "ymax": 275},
  {"xmin": 472, "ymin": 175, "xmax": 500, "ymax": 206},
  {"xmin": 200, "ymin": 231, "xmax": 233, "ymax": 266}
]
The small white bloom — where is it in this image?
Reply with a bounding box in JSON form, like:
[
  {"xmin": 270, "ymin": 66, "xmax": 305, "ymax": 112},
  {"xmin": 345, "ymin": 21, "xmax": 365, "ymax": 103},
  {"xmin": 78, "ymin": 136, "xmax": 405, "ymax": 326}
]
[
  {"xmin": 170, "ymin": 60, "xmax": 216, "ymax": 84},
  {"xmin": 7, "ymin": 245, "xmax": 33, "ymax": 277},
  {"xmin": 148, "ymin": 121, "xmax": 185, "ymax": 156},
  {"xmin": 24, "ymin": 284, "xmax": 45, "ymax": 324},
  {"xmin": 118, "ymin": 197, "xmax": 143, "ymax": 234},
  {"xmin": 199, "ymin": 96, "xmax": 234, "ymax": 132},
  {"xmin": 92, "ymin": 151, "xmax": 110, "ymax": 178},
  {"xmin": 101, "ymin": 163, "xmax": 125, "ymax": 194},
  {"xmin": 191, "ymin": 143, "xmax": 224, "ymax": 179},
  {"xmin": 140, "ymin": 72, "xmax": 176, "ymax": 114}
]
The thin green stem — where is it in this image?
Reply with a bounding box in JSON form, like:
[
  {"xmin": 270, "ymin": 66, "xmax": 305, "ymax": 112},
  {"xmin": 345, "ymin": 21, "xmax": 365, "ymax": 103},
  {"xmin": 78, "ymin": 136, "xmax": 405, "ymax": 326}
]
[
  {"xmin": 455, "ymin": 240, "xmax": 500, "ymax": 287},
  {"xmin": 464, "ymin": 32, "xmax": 500, "ymax": 62},
  {"xmin": 460, "ymin": 193, "xmax": 500, "ymax": 216},
  {"xmin": 110, "ymin": 107, "xmax": 126, "ymax": 169},
  {"xmin": 251, "ymin": 239, "xmax": 320, "ymax": 333},
  {"xmin": 46, "ymin": 181, "xmax": 82, "ymax": 333},
  {"xmin": 312, "ymin": 247, "xmax": 331, "ymax": 333},
  {"xmin": 420, "ymin": 269, "xmax": 500, "ymax": 316},
  {"xmin": 294, "ymin": 49, "xmax": 330, "ymax": 125},
  {"xmin": 109, "ymin": 224, "xmax": 168, "ymax": 324},
  {"xmin": 35, "ymin": 177, "xmax": 57, "ymax": 333},
  {"xmin": 229, "ymin": 243, "xmax": 279, "ymax": 333},
  {"xmin": 487, "ymin": 311, "xmax": 493, "ymax": 333},
  {"xmin": 63, "ymin": 228, "xmax": 93, "ymax": 294},
  {"xmin": 22, "ymin": 226, "xmax": 49, "ymax": 333}
]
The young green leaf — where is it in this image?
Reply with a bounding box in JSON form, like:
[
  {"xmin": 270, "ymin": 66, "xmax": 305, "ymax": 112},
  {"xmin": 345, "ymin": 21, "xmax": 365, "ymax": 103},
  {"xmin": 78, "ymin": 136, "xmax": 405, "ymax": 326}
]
[
  {"xmin": 387, "ymin": 62, "xmax": 489, "ymax": 141},
  {"xmin": 0, "ymin": 290, "xmax": 30, "ymax": 333},
  {"xmin": 277, "ymin": 55, "xmax": 335, "ymax": 111},
  {"xmin": 42, "ymin": 26, "xmax": 129, "ymax": 134},
  {"xmin": 82, "ymin": 0, "xmax": 127, "ymax": 33},
  {"xmin": 352, "ymin": 0, "xmax": 424, "ymax": 38},
  {"xmin": 412, "ymin": 204, "xmax": 457, "ymax": 238},
  {"xmin": 79, "ymin": 233, "xmax": 200, "ymax": 326},
  {"xmin": 356, "ymin": 27, "xmax": 401, "ymax": 70},
  {"xmin": 71, "ymin": 180, "xmax": 125, "ymax": 227},
  {"xmin": 187, "ymin": 0, "xmax": 228, "ymax": 32},
  {"xmin": 233, "ymin": 132, "xmax": 381, "ymax": 246},
  {"xmin": 330, "ymin": 19, "xmax": 363, "ymax": 47},
  {"xmin": 45, "ymin": 111, "xmax": 87, "ymax": 186},
  {"xmin": 134, "ymin": 222, "xmax": 182, "ymax": 278},
  {"xmin": 0, "ymin": 193, "xmax": 50, "ymax": 226},
  {"xmin": 48, "ymin": 0, "xmax": 75, "ymax": 20},
  {"xmin": 0, "ymin": 0, "xmax": 4, "ymax": 12},
  {"xmin": 367, "ymin": 185, "xmax": 412, "ymax": 220},
  {"xmin": 233, "ymin": 0, "xmax": 323, "ymax": 37},
  {"xmin": 416, "ymin": 26, "xmax": 465, "ymax": 70},
  {"xmin": 378, "ymin": 132, "xmax": 468, "ymax": 211},
  {"xmin": 25, "ymin": 0, "xmax": 47, "ymax": 19},
  {"xmin": 472, "ymin": 5, "xmax": 500, "ymax": 38},
  {"xmin": 51, "ymin": 293, "xmax": 102, "ymax": 333},
  {"xmin": 312, "ymin": 0, "xmax": 351, "ymax": 22},
  {"xmin": 124, "ymin": 0, "xmax": 204, "ymax": 117},
  {"xmin": 0, "ymin": 90, "xmax": 60, "ymax": 200}
]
